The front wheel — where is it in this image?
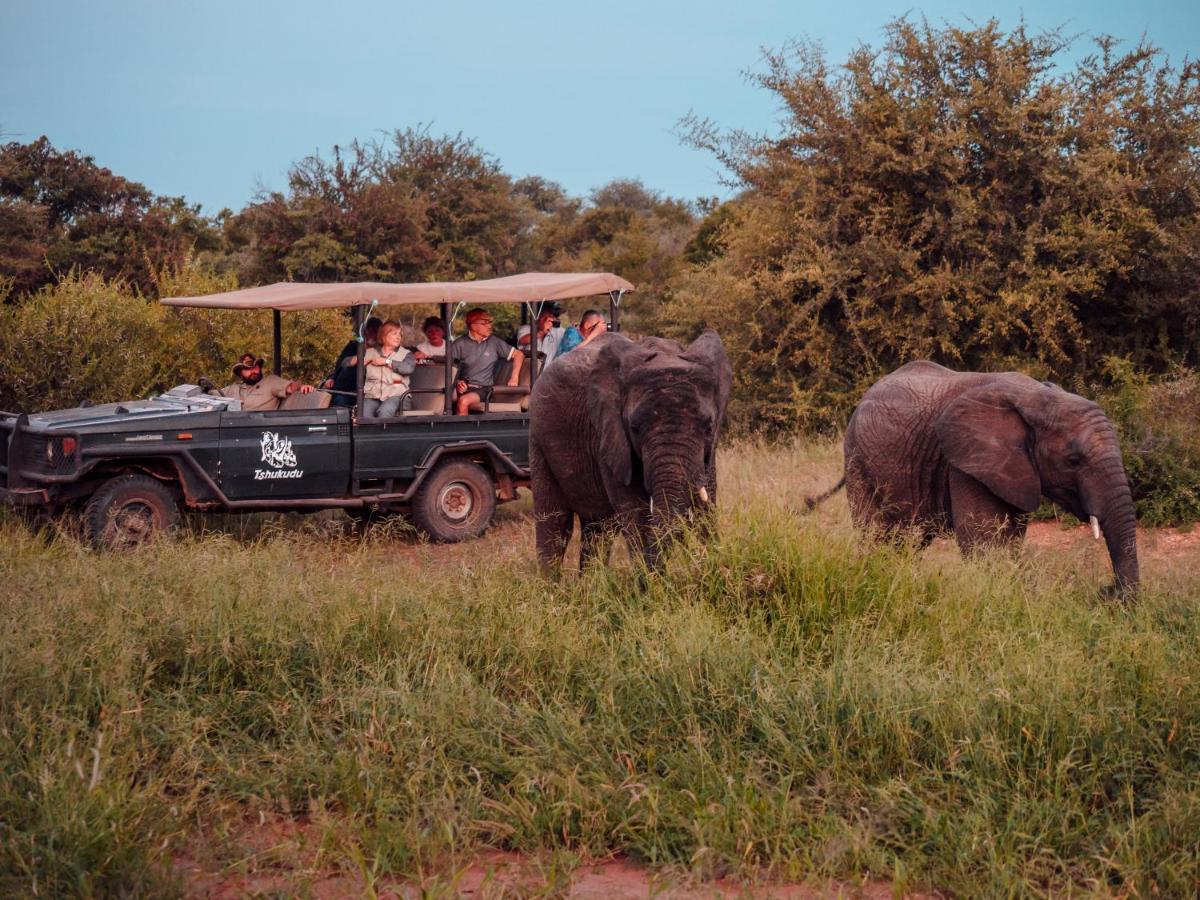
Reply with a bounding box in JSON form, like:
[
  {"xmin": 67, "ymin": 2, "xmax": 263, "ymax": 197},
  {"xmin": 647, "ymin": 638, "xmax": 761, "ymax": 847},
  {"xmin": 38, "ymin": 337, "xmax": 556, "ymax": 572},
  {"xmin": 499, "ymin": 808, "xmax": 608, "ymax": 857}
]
[
  {"xmin": 83, "ymin": 474, "xmax": 180, "ymax": 549},
  {"xmin": 410, "ymin": 460, "xmax": 496, "ymax": 542}
]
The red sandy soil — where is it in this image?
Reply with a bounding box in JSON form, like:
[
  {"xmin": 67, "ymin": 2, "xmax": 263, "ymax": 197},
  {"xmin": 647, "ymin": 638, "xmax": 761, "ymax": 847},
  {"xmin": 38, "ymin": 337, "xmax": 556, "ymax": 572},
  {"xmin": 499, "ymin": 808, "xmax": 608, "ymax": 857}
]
[
  {"xmin": 1025, "ymin": 519, "xmax": 1200, "ymax": 558},
  {"xmin": 175, "ymin": 813, "xmax": 923, "ymax": 898}
]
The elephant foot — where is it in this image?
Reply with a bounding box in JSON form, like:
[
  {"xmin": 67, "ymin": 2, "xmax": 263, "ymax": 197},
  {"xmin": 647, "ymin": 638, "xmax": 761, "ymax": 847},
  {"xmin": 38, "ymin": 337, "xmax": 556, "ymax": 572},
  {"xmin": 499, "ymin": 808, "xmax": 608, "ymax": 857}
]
[{"xmin": 1098, "ymin": 579, "xmax": 1137, "ymax": 607}]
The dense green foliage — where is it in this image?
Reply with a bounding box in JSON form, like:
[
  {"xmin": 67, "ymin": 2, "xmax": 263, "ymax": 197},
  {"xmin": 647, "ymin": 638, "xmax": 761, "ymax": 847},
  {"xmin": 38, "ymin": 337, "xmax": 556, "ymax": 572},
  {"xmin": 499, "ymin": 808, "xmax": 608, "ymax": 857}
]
[
  {"xmin": 0, "ymin": 266, "xmax": 346, "ymax": 413},
  {"xmin": 667, "ymin": 20, "xmax": 1200, "ymax": 433},
  {"xmin": 226, "ymin": 130, "xmax": 522, "ymax": 285},
  {"xmin": 1097, "ymin": 362, "xmax": 1200, "ymax": 526},
  {"xmin": 2, "ymin": 443, "xmax": 1198, "ymax": 896},
  {"xmin": 0, "ymin": 137, "xmax": 222, "ymax": 297}
]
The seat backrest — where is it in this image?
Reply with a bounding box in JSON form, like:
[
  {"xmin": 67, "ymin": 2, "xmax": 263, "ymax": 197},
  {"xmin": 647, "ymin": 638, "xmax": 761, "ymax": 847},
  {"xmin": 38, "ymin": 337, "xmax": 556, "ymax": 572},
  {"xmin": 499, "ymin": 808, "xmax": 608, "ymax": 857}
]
[
  {"xmin": 408, "ymin": 363, "xmax": 456, "ymax": 412},
  {"xmin": 495, "ymin": 353, "xmax": 538, "ymax": 389},
  {"xmin": 279, "ymin": 389, "xmax": 332, "ymax": 410}
]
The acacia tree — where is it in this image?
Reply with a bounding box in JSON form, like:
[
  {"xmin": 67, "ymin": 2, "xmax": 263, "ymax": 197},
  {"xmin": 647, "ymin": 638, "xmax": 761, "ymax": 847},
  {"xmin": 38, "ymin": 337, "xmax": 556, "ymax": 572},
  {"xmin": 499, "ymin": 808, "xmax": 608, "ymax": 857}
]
[
  {"xmin": 668, "ymin": 20, "xmax": 1200, "ymax": 433},
  {"xmin": 227, "ymin": 129, "xmax": 522, "ymax": 284},
  {"xmin": 0, "ymin": 137, "xmax": 220, "ymax": 298},
  {"xmin": 516, "ymin": 177, "xmax": 696, "ymax": 323}
]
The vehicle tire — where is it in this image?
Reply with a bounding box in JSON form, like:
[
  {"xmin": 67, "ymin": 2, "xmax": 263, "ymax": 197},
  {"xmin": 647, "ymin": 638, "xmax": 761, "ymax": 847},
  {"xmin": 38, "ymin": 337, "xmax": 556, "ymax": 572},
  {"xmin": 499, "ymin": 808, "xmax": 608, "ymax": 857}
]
[
  {"xmin": 83, "ymin": 474, "xmax": 180, "ymax": 549},
  {"xmin": 410, "ymin": 459, "xmax": 496, "ymax": 542}
]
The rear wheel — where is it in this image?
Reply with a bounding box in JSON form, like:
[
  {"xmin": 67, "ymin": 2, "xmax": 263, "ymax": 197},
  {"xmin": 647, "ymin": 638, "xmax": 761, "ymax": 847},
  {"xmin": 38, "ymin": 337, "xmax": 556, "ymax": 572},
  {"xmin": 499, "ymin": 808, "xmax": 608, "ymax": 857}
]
[
  {"xmin": 83, "ymin": 474, "xmax": 180, "ymax": 549},
  {"xmin": 410, "ymin": 460, "xmax": 496, "ymax": 542}
]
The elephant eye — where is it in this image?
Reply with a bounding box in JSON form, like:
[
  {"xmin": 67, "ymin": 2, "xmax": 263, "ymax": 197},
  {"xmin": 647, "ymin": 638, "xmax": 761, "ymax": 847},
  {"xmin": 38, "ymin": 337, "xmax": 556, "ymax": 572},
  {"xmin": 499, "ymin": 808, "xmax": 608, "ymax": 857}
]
[{"xmin": 1066, "ymin": 452, "xmax": 1084, "ymax": 467}]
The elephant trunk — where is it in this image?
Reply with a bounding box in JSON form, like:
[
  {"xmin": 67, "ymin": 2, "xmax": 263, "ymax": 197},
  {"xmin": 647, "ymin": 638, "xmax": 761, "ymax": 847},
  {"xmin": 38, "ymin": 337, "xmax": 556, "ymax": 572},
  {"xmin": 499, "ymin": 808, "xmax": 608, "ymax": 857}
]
[
  {"xmin": 644, "ymin": 452, "xmax": 709, "ymax": 564},
  {"xmin": 1099, "ymin": 485, "xmax": 1139, "ymax": 601},
  {"xmin": 1082, "ymin": 454, "xmax": 1139, "ymax": 601}
]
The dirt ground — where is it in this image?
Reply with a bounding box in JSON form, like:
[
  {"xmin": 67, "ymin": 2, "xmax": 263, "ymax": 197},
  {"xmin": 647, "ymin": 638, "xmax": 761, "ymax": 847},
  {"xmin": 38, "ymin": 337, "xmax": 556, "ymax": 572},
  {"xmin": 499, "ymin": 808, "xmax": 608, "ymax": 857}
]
[
  {"xmin": 174, "ymin": 813, "xmax": 920, "ymax": 899},
  {"xmin": 1026, "ymin": 519, "xmax": 1200, "ymax": 558}
]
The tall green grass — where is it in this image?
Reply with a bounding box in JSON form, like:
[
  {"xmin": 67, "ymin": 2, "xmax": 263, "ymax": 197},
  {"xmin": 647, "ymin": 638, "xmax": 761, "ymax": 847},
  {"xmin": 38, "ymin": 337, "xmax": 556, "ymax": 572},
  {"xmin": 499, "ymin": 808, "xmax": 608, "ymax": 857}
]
[{"xmin": 2, "ymin": 440, "xmax": 1198, "ymax": 896}]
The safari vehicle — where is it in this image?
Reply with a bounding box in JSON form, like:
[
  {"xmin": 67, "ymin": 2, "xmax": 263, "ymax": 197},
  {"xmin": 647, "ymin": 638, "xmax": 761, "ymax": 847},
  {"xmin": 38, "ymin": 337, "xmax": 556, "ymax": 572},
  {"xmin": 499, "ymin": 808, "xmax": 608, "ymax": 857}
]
[{"xmin": 0, "ymin": 273, "xmax": 632, "ymax": 547}]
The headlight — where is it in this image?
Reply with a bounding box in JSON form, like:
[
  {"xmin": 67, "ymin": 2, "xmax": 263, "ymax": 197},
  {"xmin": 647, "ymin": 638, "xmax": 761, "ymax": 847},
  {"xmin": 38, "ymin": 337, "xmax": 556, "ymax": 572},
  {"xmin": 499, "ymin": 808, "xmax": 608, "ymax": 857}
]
[{"xmin": 45, "ymin": 436, "xmax": 77, "ymax": 465}]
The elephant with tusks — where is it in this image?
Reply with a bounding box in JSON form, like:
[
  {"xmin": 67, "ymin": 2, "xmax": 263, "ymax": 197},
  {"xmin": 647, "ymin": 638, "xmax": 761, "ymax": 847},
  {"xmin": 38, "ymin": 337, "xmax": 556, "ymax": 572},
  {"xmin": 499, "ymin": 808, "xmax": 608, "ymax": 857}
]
[
  {"xmin": 529, "ymin": 330, "xmax": 731, "ymax": 573},
  {"xmin": 808, "ymin": 361, "xmax": 1139, "ymax": 601}
]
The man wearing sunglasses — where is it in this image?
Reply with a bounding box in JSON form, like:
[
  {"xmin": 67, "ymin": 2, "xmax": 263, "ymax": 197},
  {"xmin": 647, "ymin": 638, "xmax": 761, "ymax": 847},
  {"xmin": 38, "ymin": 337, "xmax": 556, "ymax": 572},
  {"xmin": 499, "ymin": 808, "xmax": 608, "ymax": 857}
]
[{"xmin": 450, "ymin": 308, "xmax": 523, "ymax": 415}]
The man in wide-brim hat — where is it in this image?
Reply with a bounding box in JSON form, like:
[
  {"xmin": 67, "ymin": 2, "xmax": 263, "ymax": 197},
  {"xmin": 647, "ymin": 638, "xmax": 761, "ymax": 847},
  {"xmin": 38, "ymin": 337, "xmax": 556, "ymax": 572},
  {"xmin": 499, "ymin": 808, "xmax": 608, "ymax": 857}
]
[{"xmin": 213, "ymin": 352, "xmax": 314, "ymax": 411}]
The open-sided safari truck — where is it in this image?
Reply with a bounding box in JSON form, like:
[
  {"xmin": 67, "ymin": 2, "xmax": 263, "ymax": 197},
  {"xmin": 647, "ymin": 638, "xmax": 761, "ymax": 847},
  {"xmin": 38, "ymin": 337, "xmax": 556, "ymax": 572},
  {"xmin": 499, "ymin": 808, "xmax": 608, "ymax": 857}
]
[{"xmin": 0, "ymin": 273, "xmax": 632, "ymax": 547}]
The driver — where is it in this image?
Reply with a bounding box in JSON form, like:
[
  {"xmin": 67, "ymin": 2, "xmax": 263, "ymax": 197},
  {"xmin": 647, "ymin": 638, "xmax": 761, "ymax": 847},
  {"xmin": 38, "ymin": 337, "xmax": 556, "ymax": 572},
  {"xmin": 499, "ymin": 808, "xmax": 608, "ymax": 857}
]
[{"xmin": 210, "ymin": 353, "xmax": 315, "ymax": 411}]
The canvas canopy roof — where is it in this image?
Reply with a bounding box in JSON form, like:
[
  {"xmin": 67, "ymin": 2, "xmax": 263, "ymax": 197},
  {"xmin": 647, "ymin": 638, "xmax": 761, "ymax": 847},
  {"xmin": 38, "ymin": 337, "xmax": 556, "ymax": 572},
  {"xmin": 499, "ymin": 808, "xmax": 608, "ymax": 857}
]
[{"xmin": 160, "ymin": 272, "xmax": 634, "ymax": 311}]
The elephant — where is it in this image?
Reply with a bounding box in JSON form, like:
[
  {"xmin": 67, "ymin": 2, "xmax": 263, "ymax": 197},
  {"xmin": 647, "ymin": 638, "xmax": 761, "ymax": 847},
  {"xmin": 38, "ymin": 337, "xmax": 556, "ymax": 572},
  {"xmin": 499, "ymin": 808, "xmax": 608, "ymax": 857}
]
[
  {"xmin": 529, "ymin": 330, "xmax": 731, "ymax": 572},
  {"xmin": 814, "ymin": 361, "xmax": 1139, "ymax": 599}
]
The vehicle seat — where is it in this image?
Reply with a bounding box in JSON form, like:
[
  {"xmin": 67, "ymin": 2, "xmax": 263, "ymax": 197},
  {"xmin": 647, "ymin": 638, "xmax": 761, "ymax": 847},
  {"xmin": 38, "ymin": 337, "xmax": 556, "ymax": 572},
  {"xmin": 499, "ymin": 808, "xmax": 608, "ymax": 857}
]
[
  {"xmin": 403, "ymin": 363, "xmax": 456, "ymax": 415},
  {"xmin": 468, "ymin": 353, "xmax": 537, "ymax": 414},
  {"xmin": 280, "ymin": 390, "xmax": 333, "ymax": 410}
]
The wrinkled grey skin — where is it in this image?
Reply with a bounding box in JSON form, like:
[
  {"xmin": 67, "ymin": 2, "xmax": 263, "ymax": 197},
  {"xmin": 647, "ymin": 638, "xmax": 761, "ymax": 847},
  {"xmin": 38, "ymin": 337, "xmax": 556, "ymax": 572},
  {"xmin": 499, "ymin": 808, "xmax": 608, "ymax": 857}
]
[
  {"xmin": 842, "ymin": 361, "xmax": 1139, "ymax": 600},
  {"xmin": 530, "ymin": 330, "xmax": 731, "ymax": 572}
]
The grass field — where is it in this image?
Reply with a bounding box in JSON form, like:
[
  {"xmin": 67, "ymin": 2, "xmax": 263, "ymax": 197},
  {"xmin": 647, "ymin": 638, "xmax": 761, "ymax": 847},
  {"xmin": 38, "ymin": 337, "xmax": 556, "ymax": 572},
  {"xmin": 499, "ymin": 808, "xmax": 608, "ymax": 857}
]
[{"xmin": 2, "ymin": 440, "xmax": 1199, "ymax": 897}]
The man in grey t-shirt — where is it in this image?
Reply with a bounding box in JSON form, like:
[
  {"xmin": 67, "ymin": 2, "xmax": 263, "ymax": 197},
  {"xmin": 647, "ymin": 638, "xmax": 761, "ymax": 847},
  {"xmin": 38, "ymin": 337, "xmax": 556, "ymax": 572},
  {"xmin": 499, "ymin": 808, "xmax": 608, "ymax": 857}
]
[{"xmin": 450, "ymin": 308, "xmax": 523, "ymax": 415}]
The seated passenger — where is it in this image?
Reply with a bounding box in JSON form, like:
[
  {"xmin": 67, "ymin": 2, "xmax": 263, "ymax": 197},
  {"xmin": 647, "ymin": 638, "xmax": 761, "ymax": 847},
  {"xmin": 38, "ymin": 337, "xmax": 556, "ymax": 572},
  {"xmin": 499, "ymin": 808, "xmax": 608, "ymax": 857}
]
[
  {"xmin": 556, "ymin": 308, "xmax": 606, "ymax": 357},
  {"xmin": 324, "ymin": 316, "xmax": 381, "ymax": 407},
  {"xmin": 216, "ymin": 353, "xmax": 314, "ymax": 411},
  {"xmin": 413, "ymin": 315, "xmax": 448, "ymax": 362},
  {"xmin": 516, "ymin": 302, "xmax": 566, "ymax": 366},
  {"xmin": 451, "ymin": 308, "xmax": 522, "ymax": 415},
  {"xmin": 362, "ymin": 321, "xmax": 416, "ymax": 418}
]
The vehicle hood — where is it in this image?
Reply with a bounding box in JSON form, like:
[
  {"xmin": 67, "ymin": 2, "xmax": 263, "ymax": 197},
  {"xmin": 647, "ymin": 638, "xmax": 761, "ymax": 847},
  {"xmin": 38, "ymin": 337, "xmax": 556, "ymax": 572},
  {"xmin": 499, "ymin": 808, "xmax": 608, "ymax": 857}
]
[{"xmin": 26, "ymin": 387, "xmax": 237, "ymax": 430}]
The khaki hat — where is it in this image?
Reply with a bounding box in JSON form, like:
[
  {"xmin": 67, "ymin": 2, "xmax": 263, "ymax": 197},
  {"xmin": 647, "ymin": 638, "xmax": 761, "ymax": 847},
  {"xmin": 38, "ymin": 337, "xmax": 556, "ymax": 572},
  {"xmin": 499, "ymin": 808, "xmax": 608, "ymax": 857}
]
[{"xmin": 232, "ymin": 353, "xmax": 265, "ymax": 376}]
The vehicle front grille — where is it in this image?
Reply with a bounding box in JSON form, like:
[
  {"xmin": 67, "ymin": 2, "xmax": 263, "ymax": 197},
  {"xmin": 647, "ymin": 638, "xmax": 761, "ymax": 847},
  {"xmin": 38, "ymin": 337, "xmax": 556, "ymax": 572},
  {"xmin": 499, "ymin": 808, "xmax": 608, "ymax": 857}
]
[{"xmin": 25, "ymin": 434, "xmax": 79, "ymax": 476}]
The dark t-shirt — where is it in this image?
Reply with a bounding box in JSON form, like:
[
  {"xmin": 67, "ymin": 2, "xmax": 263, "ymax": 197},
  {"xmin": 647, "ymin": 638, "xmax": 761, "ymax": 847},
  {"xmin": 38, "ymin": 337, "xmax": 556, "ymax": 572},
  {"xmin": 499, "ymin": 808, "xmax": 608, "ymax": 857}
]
[
  {"xmin": 330, "ymin": 339, "xmax": 360, "ymax": 394},
  {"xmin": 451, "ymin": 335, "xmax": 515, "ymax": 387}
]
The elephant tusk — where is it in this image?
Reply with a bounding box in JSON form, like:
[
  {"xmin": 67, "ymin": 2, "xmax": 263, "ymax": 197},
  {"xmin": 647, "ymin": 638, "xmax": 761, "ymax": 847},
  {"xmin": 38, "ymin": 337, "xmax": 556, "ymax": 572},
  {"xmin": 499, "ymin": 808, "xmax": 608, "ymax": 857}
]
[
  {"xmin": 1089, "ymin": 515, "xmax": 1102, "ymax": 541},
  {"xmin": 698, "ymin": 486, "xmax": 709, "ymax": 504},
  {"xmin": 649, "ymin": 495, "xmax": 654, "ymax": 517}
]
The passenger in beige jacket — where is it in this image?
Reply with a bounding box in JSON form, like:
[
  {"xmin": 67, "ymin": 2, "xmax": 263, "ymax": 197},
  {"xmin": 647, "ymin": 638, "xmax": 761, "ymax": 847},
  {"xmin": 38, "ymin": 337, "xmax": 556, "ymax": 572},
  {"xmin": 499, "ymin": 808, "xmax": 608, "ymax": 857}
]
[{"xmin": 214, "ymin": 353, "xmax": 313, "ymax": 411}]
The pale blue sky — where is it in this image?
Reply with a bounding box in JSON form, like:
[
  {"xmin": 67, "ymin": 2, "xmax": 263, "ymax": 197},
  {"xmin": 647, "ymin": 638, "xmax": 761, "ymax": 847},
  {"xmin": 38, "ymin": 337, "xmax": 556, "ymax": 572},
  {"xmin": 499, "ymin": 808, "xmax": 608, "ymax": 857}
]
[{"xmin": 2, "ymin": 0, "xmax": 1196, "ymax": 213}]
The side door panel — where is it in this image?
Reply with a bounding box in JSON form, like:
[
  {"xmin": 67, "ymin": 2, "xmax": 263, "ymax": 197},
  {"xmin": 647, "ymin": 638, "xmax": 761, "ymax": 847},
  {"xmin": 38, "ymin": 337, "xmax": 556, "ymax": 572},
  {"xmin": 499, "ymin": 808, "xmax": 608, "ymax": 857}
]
[
  {"xmin": 218, "ymin": 408, "xmax": 350, "ymax": 499},
  {"xmin": 352, "ymin": 415, "xmax": 530, "ymax": 484}
]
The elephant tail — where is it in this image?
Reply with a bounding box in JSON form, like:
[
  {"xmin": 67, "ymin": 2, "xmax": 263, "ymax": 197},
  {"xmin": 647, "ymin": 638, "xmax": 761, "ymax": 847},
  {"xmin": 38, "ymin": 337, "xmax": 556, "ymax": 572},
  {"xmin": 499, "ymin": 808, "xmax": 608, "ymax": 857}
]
[{"xmin": 803, "ymin": 477, "xmax": 845, "ymax": 511}]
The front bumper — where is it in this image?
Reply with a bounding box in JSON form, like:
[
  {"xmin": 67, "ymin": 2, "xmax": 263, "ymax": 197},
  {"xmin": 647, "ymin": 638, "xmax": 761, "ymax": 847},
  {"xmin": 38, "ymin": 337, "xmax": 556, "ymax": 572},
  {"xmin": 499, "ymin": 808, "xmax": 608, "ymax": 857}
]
[{"xmin": 0, "ymin": 487, "xmax": 52, "ymax": 508}]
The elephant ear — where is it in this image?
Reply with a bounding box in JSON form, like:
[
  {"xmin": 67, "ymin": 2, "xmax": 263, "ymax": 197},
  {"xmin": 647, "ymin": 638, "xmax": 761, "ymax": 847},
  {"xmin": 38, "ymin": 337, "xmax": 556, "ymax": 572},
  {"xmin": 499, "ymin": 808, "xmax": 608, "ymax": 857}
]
[
  {"xmin": 934, "ymin": 384, "xmax": 1042, "ymax": 513},
  {"xmin": 586, "ymin": 337, "xmax": 644, "ymax": 488},
  {"xmin": 682, "ymin": 330, "xmax": 732, "ymax": 420}
]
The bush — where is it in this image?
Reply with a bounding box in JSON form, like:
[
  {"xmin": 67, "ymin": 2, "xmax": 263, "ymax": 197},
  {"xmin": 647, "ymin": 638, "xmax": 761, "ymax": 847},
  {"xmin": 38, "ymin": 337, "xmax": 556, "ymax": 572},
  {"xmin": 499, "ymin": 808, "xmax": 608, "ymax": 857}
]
[
  {"xmin": 0, "ymin": 272, "xmax": 168, "ymax": 412},
  {"xmin": 1095, "ymin": 360, "xmax": 1200, "ymax": 527},
  {"xmin": 0, "ymin": 264, "xmax": 348, "ymax": 413},
  {"xmin": 669, "ymin": 20, "xmax": 1200, "ymax": 435}
]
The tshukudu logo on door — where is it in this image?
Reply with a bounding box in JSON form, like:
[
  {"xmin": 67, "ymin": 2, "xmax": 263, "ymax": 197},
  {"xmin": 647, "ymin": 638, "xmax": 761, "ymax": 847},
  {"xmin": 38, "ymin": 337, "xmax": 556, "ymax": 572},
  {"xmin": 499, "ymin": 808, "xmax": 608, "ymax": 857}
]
[{"xmin": 255, "ymin": 431, "xmax": 303, "ymax": 480}]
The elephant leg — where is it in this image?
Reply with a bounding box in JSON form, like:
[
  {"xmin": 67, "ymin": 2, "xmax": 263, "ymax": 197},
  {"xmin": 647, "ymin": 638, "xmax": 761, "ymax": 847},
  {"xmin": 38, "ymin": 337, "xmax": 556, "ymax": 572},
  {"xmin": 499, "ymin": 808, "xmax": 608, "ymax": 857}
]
[
  {"xmin": 532, "ymin": 449, "xmax": 574, "ymax": 572},
  {"xmin": 948, "ymin": 468, "xmax": 1028, "ymax": 554},
  {"xmin": 579, "ymin": 519, "xmax": 615, "ymax": 569},
  {"xmin": 845, "ymin": 459, "xmax": 901, "ymax": 537}
]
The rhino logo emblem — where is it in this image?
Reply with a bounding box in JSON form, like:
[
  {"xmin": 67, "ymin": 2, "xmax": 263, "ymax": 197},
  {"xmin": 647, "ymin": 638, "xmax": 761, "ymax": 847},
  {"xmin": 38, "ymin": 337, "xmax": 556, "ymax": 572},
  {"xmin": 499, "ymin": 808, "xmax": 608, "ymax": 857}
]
[{"xmin": 260, "ymin": 431, "xmax": 297, "ymax": 469}]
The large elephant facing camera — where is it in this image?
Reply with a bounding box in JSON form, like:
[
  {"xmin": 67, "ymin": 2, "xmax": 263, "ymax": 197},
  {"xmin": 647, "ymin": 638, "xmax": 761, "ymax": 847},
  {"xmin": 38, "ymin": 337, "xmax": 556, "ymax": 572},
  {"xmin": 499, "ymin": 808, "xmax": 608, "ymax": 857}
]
[
  {"xmin": 530, "ymin": 330, "xmax": 731, "ymax": 571},
  {"xmin": 830, "ymin": 361, "xmax": 1139, "ymax": 598}
]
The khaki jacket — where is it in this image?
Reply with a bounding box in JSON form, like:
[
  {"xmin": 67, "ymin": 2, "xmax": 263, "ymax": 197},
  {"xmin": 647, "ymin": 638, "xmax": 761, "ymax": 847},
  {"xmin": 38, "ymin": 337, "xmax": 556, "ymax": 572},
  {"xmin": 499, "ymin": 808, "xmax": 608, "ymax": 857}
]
[
  {"xmin": 220, "ymin": 375, "xmax": 292, "ymax": 411},
  {"xmin": 364, "ymin": 348, "xmax": 415, "ymax": 400}
]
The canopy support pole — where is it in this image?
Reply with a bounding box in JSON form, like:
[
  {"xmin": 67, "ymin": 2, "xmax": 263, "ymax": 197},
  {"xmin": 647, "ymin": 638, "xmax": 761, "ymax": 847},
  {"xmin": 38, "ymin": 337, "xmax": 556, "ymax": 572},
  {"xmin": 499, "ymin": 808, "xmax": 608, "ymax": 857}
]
[
  {"xmin": 352, "ymin": 304, "xmax": 366, "ymax": 413},
  {"xmin": 272, "ymin": 310, "xmax": 282, "ymax": 375},
  {"xmin": 441, "ymin": 302, "xmax": 453, "ymax": 415},
  {"xmin": 527, "ymin": 300, "xmax": 542, "ymax": 401},
  {"xmin": 609, "ymin": 290, "xmax": 624, "ymax": 333}
]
